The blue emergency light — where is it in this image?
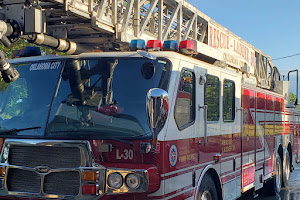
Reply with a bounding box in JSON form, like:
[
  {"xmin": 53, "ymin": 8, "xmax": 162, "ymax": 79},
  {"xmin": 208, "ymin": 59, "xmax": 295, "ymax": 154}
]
[
  {"xmin": 129, "ymin": 39, "xmax": 146, "ymax": 51},
  {"xmin": 12, "ymin": 46, "xmax": 41, "ymax": 58},
  {"xmin": 163, "ymin": 40, "xmax": 179, "ymax": 51}
]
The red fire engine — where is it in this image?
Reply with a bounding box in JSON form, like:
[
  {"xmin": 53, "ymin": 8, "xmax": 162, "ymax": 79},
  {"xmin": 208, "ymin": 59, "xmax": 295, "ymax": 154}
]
[{"xmin": 0, "ymin": 0, "xmax": 298, "ymax": 200}]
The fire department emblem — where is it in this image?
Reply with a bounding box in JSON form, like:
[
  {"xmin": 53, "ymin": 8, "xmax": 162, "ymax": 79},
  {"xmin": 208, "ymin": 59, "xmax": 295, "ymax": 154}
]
[{"xmin": 169, "ymin": 144, "xmax": 178, "ymax": 167}]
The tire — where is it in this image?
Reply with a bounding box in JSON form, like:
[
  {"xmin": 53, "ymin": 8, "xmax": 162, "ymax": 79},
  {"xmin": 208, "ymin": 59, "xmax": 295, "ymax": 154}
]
[
  {"xmin": 197, "ymin": 174, "xmax": 218, "ymax": 200},
  {"xmin": 264, "ymin": 153, "xmax": 282, "ymax": 196},
  {"xmin": 282, "ymin": 152, "xmax": 290, "ymax": 187}
]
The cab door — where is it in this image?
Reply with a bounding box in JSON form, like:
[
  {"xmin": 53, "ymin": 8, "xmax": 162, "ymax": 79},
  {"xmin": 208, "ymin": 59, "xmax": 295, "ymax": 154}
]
[
  {"xmin": 194, "ymin": 65, "xmax": 207, "ymax": 159},
  {"xmin": 196, "ymin": 67, "xmax": 222, "ymax": 173}
]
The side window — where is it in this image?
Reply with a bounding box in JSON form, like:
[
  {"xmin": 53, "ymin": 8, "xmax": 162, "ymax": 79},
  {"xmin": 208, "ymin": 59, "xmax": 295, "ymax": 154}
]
[
  {"xmin": 205, "ymin": 75, "xmax": 219, "ymax": 121},
  {"xmin": 174, "ymin": 70, "xmax": 195, "ymax": 129},
  {"xmin": 223, "ymin": 79, "xmax": 235, "ymax": 121}
]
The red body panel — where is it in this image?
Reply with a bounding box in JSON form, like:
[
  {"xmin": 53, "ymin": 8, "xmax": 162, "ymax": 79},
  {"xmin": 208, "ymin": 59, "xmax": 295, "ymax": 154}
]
[{"xmin": 82, "ymin": 86, "xmax": 300, "ymax": 199}]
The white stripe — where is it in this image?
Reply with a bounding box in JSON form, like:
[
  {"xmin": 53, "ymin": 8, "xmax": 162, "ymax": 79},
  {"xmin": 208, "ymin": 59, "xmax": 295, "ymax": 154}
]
[
  {"xmin": 166, "ymin": 188, "xmax": 194, "ymax": 200},
  {"xmin": 164, "ymin": 171, "xmax": 193, "ymax": 196},
  {"xmin": 161, "ymin": 160, "xmax": 214, "ymax": 177}
]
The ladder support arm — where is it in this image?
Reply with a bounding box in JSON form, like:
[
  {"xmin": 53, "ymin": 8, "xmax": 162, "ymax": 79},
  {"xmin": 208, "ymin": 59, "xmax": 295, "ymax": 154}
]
[{"xmin": 162, "ymin": 1, "xmax": 181, "ymax": 42}]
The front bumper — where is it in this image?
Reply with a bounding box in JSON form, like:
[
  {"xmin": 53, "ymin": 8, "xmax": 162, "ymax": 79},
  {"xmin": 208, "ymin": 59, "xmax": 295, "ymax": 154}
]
[{"xmin": 0, "ymin": 139, "xmax": 159, "ymax": 200}]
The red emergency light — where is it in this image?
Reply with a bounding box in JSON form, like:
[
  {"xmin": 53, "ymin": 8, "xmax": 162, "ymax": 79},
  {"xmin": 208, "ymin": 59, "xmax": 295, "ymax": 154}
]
[
  {"xmin": 179, "ymin": 40, "xmax": 197, "ymax": 55},
  {"xmin": 146, "ymin": 40, "xmax": 162, "ymax": 50}
]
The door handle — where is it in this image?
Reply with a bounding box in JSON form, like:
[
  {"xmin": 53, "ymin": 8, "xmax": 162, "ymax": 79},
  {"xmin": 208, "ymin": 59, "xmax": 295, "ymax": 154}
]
[
  {"xmin": 198, "ymin": 105, "xmax": 207, "ymax": 144},
  {"xmin": 198, "ymin": 140, "xmax": 201, "ymax": 146}
]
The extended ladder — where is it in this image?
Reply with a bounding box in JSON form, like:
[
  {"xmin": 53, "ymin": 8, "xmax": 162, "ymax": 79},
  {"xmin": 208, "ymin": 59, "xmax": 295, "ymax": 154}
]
[{"xmin": 0, "ymin": 0, "xmax": 281, "ymax": 91}]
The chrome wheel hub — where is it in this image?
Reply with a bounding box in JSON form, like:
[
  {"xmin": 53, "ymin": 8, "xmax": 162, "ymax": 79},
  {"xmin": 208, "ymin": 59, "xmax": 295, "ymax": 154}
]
[
  {"xmin": 275, "ymin": 160, "xmax": 282, "ymax": 191},
  {"xmin": 200, "ymin": 191, "xmax": 213, "ymax": 200}
]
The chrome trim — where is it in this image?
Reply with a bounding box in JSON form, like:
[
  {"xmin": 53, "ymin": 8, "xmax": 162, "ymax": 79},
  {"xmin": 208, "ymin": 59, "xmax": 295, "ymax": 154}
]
[
  {"xmin": 2, "ymin": 139, "xmax": 94, "ymax": 167},
  {"xmin": 146, "ymin": 88, "xmax": 169, "ymax": 137},
  {"xmin": 198, "ymin": 105, "xmax": 208, "ymax": 144},
  {"xmin": 0, "ymin": 139, "xmax": 105, "ymax": 200},
  {"xmin": 105, "ymin": 168, "xmax": 148, "ymax": 194}
]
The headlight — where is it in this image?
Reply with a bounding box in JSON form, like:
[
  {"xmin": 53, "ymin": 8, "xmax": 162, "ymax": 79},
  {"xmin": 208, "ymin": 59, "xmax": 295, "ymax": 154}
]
[
  {"xmin": 125, "ymin": 173, "xmax": 140, "ymax": 189},
  {"xmin": 107, "ymin": 172, "xmax": 123, "ymax": 189}
]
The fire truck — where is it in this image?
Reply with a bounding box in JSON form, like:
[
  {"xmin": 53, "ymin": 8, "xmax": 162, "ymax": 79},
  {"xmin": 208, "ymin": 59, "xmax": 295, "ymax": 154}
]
[{"xmin": 0, "ymin": 0, "xmax": 298, "ymax": 200}]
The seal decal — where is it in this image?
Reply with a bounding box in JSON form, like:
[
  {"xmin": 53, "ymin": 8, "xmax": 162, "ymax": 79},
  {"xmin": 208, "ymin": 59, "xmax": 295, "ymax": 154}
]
[{"xmin": 169, "ymin": 144, "xmax": 178, "ymax": 167}]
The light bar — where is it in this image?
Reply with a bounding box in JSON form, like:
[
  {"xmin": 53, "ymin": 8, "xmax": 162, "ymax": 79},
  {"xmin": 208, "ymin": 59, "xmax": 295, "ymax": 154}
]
[
  {"xmin": 129, "ymin": 39, "xmax": 146, "ymax": 51},
  {"xmin": 163, "ymin": 40, "xmax": 178, "ymax": 51},
  {"xmin": 20, "ymin": 46, "xmax": 41, "ymax": 57},
  {"xmin": 179, "ymin": 40, "xmax": 197, "ymax": 55},
  {"xmin": 12, "ymin": 46, "xmax": 41, "ymax": 58},
  {"xmin": 146, "ymin": 40, "xmax": 162, "ymax": 50}
]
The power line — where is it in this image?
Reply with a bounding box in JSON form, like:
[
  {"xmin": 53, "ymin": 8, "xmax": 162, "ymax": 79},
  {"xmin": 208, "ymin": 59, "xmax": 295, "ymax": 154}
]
[{"xmin": 272, "ymin": 52, "xmax": 300, "ymax": 61}]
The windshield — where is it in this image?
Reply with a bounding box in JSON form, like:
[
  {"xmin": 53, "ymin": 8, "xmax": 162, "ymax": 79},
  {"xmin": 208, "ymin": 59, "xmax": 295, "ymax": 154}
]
[
  {"xmin": 0, "ymin": 57, "xmax": 171, "ymax": 139},
  {"xmin": 0, "ymin": 61, "xmax": 62, "ymax": 136}
]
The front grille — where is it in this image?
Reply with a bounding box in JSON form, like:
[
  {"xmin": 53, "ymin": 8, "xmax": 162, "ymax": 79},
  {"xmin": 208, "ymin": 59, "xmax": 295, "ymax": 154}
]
[
  {"xmin": 5, "ymin": 144, "xmax": 85, "ymax": 196},
  {"xmin": 44, "ymin": 171, "xmax": 80, "ymax": 195},
  {"xmin": 7, "ymin": 169, "xmax": 80, "ymax": 196},
  {"xmin": 8, "ymin": 145, "xmax": 81, "ymax": 168},
  {"xmin": 7, "ymin": 168, "xmax": 41, "ymax": 193}
]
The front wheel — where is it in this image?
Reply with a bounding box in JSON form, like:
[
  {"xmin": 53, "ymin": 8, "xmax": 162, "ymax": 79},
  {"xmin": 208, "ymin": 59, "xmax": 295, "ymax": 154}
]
[{"xmin": 197, "ymin": 174, "xmax": 218, "ymax": 200}]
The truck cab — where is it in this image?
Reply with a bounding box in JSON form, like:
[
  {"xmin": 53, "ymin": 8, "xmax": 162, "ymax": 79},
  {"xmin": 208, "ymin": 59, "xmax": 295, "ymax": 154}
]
[{"xmin": 0, "ymin": 50, "xmax": 176, "ymax": 200}]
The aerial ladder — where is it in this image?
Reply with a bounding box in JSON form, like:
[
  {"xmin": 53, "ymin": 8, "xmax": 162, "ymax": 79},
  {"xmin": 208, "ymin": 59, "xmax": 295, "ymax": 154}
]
[{"xmin": 0, "ymin": 0, "xmax": 291, "ymax": 98}]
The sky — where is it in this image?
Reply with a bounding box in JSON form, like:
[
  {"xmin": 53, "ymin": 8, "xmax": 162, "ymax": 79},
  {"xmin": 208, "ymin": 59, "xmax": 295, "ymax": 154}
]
[{"xmin": 187, "ymin": 0, "xmax": 300, "ymax": 95}]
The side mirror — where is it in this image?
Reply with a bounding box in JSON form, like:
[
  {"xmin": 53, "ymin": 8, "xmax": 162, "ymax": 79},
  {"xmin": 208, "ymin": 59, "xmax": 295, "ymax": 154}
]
[{"xmin": 146, "ymin": 88, "xmax": 169, "ymax": 136}]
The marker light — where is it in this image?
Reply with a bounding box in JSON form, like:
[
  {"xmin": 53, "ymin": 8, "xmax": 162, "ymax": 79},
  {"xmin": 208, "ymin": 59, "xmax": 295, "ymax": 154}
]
[
  {"xmin": 163, "ymin": 40, "xmax": 178, "ymax": 51},
  {"xmin": 146, "ymin": 40, "xmax": 162, "ymax": 50},
  {"xmin": 125, "ymin": 173, "xmax": 140, "ymax": 189},
  {"xmin": 183, "ymin": 77, "xmax": 191, "ymax": 83},
  {"xmin": 107, "ymin": 172, "xmax": 123, "ymax": 189},
  {"xmin": 82, "ymin": 184, "xmax": 96, "ymax": 195},
  {"xmin": 129, "ymin": 39, "xmax": 146, "ymax": 51},
  {"xmin": 82, "ymin": 171, "xmax": 97, "ymax": 182},
  {"xmin": 179, "ymin": 40, "xmax": 197, "ymax": 55}
]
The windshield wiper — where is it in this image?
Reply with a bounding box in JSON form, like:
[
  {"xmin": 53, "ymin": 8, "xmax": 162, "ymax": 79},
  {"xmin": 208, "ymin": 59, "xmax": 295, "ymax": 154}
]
[{"xmin": 0, "ymin": 126, "xmax": 42, "ymax": 134}]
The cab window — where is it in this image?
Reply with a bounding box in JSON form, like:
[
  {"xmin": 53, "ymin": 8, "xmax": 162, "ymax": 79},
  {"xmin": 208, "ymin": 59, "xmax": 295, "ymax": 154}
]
[
  {"xmin": 174, "ymin": 70, "xmax": 195, "ymax": 129},
  {"xmin": 223, "ymin": 79, "xmax": 235, "ymax": 121},
  {"xmin": 205, "ymin": 75, "xmax": 219, "ymax": 121}
]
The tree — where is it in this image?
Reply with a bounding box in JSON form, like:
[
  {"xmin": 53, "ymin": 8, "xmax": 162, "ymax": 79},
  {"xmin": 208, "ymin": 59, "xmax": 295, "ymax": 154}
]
[{"xmin": 289, "ymin": 92, "xmax": 297, "ymax": 105}]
